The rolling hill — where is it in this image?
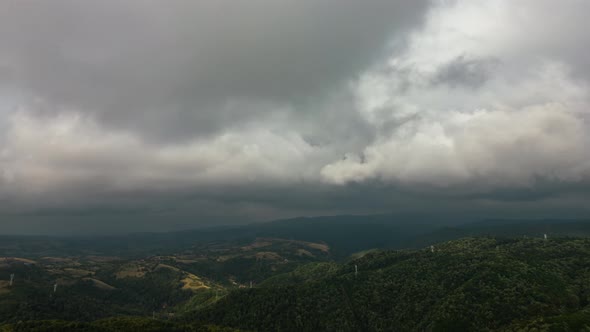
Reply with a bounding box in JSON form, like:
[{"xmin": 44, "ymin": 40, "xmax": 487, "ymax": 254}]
[{"xmin": 187, "ymin": 237, "xmax": 590, "ymax": 331}]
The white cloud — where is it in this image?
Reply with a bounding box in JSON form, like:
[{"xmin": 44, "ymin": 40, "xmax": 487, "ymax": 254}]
[
  {"xmin": 322, "ymin": 104, "xmax": 590, "ymax": 189},
  {"xmin": 321, "ymin": 0, "xmax": 590, "ymax": 192},
  {"xmin": 0, "ymin": 109, "xmax": 322, "ymax": 200}
]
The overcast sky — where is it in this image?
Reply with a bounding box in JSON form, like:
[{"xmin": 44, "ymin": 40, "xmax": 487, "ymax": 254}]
[{"xmin": 1, "ymin": 0, "xmax": 590, "ymax": 234}]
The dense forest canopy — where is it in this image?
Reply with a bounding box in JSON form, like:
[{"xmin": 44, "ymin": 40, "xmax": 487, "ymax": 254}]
[{"xmin": 2, "ymin": 219, "xmax": 590, "ymax": 331}]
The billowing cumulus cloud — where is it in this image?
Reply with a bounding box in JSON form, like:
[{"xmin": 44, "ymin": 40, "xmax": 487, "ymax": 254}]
[
  {"xmin": 322, "ymin": 0, "xmax": 590, "ymax": 190},
  {"xmin": 1, "ymin": 0, "xmax": 590, "ymax": 233}
]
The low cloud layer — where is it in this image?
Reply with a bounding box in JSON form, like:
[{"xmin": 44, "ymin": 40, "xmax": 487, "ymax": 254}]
[{"xmin": 1, "ymin": 0, "xmax": 590, "ymax": 233}]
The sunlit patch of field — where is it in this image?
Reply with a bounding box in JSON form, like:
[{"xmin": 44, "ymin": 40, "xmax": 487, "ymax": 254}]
[
  {"xmin": 254, "ymin": 251, "xmax": 283, "ymax": 261},
  {"xmin": 114, "ymin": 264, "xmax": 147, "ymax": 279},
  {"xmin": 151, "ymin": 263, "xmax": 210, "ymax": 291},
  {"xmin": 0, "ymin": 257, "xmax": 37, "ymax": 264},
  {"xmin": 216, "ymin": 255, "xmax": 237, "ymax": 262},
  {"xmin": 299, "ymin": 241, "xmax": 330, "ymax": 252},
  {"xmin": 296, "ymin": 249, "xmax": 315, "ymax": 257},
  {"xmin": 46, "ymin": 268, "xmax": 61, "ymax": 275},
  {"xmin": 181, "ymin": 273, "xmax": 209, "ymax": 291}
]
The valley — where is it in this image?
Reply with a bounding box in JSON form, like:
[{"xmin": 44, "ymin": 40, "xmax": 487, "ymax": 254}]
[{"xmin": 1, "ymin": 216, "xmax": 590, "ymax": 331}]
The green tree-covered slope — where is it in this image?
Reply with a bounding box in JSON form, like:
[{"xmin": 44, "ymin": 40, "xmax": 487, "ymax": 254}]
[
  {"xmin": 0, "ymin": 317, "xmax": 240, "ymax": 332},
  {"xmin": 188, "ymin": 237, "xmax": 590, "ymax": 331}
]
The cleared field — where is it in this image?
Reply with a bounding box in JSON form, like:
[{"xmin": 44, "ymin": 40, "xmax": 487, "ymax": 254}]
[
  {"xmin": 0, "ymin": 257, "xmax": 37, "ymax": 264},
  {"xmin": 296, "ymin": 249, "xmax": 315, "ymax": 257},
  {"xmin": 254, "ymin": 252, "xmax": 283, "ymax": 261},
  {"xmin": 181, "ymin": 273, "xmax": 209, "ymax": 291}
]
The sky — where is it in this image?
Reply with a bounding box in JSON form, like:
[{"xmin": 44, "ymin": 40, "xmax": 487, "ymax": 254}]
[{"xmin": 1, "ymin": 0, "xmax": 590, "ymax": 234}]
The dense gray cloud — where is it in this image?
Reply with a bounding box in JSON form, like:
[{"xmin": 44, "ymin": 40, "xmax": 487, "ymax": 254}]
[
  {"xmin": 432, "ymin": 55, "xmax": 499, "ymax": 88},
  {"xmin": 1, "ymin": 0, "xmax": 590, "ymax": 234},
  {"xmin": 322, "ymin": 0, "xmax": 590, "ymax": 189},
  {"xmin": 0, "ymin": 0, "xmax": 428, "ymax": 141}
]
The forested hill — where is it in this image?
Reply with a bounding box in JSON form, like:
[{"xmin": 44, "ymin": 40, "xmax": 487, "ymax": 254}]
[
  {"xmin": 3, "ymin": 234, "xmax": 590, "ymax": 331},
  {"xmin": 188, "ymin": 237, "xmax": 590, "ymax": 331}
]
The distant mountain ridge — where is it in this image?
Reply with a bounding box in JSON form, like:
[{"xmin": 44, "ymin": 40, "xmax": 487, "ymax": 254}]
[{"xmin": 2, "ymin": 215, "xmax": 590, "ymax": 259}]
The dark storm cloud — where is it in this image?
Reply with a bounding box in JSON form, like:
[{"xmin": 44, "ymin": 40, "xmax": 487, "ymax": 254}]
[
  {"xmin": 0, "ymin": 0, "xmax": 429, "ymax": 141},
  {"xmin": 432, "ymin": 55, "xmax": 499, "ymax": 88},
  {"xmin": 5, "ymin": 180, "xmax": 590, "ymax": 235},
  {"xmin": 2, "ymin": 0, "xmax": 590, "ymax": 234}
]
